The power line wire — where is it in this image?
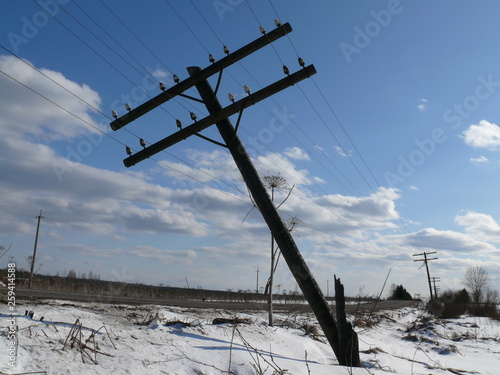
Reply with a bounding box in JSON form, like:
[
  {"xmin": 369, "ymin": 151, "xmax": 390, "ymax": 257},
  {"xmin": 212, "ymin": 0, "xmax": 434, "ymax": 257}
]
[
  {"xmin": 94, "ymin": 0, "xmax": 206, "ymax": 117},
  {"xmin": 234, "ymin": 4, "xmax": 389, "ymax": 217},
  {"xmin": 231, "ymin": 2, "xmax": 423, "ymax": 255},
  {"xmin": 267, "ymin": 1, "xmax": 426, "ymax": 249},
  {"xmin": 184, "ymin": 0, "xmax": 358, "ymax": 197},
  {"xmin": 58, "ymin": 0, "xmax": 200, "ymax": 116},
  {"xmin": 162, "ymin": 2, "xmax": 385, "ymax": 235},
  {"xmin": 97, "ymin": 0, "xmax": 177, "ymax": 77},
  {"xmin": 69, "ymin": 0, "xmax": 160, "ymax": 81},
  {"xmin": 165, "ymin": 0, "xmax": 210, "ymax": 55},
  {"xmin": 188, "ymin": 0, "xmax": 225, "ymax": 47},
  {"xmin": 0, "ymin": 48, "xmax": 247, "ymax": 204},
  {"xmin": 244, "ymin": 0, "xmax": 284, "ymax": 67},
  {"xmin": 0, "ymin": 68, "xmax": 122, "ymax": 145}
]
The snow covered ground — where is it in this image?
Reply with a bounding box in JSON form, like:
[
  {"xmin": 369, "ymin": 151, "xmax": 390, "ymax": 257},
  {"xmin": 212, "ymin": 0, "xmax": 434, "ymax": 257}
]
[{"xmin": 1, "ymin": 300, "xmax": 499, "ymax": 374}]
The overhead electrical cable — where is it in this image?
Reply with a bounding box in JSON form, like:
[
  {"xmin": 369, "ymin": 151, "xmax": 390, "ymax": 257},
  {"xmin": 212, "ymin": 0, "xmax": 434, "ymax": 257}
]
[
  {"xmin": 241, "ymin": 1, "xmax": 380, "ymax": 194},
  {"xmin": 55, "ymin": 0, "xmax": 199, "ymax": 116},
  {"xmin": 0, "ymin": 69, "xmax": 121, "ymax": 145},
  {"xmin": 0, "ymin": 44, "xmax": 245, "ymax": 201},
  {"xmin": 166, "ymin": 2, "xmax": 386, "ymax": 232},
  {"xmin": 267, "ymin": 0, "xmax": 426, "ymax": 250},
  {"xmin": 30, "ymin": 0, "xmax": 179, "ymax": 121},
  {"xmin": 0, "ymin": 66, "xmax": 250, "ymax": 205},
  {"xmin": 244, "ymin": 0, "xmax": 284, "ymax": 66},
  {"xmin": 94, "ymin": 0, "xmax": 204, "ymax": 116},
  {"xmin": 174, "ymin": 0, "xmax": 361, "ymax": 197}
]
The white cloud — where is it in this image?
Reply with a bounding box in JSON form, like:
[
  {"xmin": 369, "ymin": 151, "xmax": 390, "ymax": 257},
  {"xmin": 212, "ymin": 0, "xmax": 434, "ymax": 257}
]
[
  {"xmin": 150, "ymin": 68, "xmax": 168, "ymax": 79},
  {"xmin": 283, "ymin": 147, "xmax": 310, "ymax": 161},
  {"xmin": 470, "ymin": 156, "xmax": 488, "ymax": 164},
  {"xmin": 282, "ymin": 187, "xmax": 402, "ymax": 239},
  {"xmin": 409, "ymin": 185, "xmax": 419, "ymax": 191},
  {"xmin": 0, "ymin": 55, "xmax": 103, "ymax": 141},
  {"xmin": 381, "ymin": 227, "xmax": 496, "ymax": 254},
  {"xmin": 455, "ymin": 211, "xmax": 500, "ymax": 244},
  {"xmin": 0, "ymin": 136, "xmax": 210, "ymax": 238},
  {"xmin": 417, "ymin": 98, "xmax": 428, "ymax": 112},
  {"xmin": 159, "ymin": 149, "xmax": 239, "ymax": 184},
  {"xmin": 334, "ymin": 146, "xmax": 352, "ymax": 158},
  {"xmin": 255, "ymin": 152, "xmax": 318, "ymax": 186},
  {"xmin": 3, "ymin": 56, "xmax": 499, "ymax": 294},
  {"xmin": 463, "ymin": 120, "xmax": 500, "ymax": 150}
]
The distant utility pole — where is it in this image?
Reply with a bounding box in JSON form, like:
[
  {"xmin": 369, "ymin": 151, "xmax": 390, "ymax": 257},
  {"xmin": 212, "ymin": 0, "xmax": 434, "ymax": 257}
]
[
  {"xmin": 109, "ymin": 23, "xmax": 357, "ymax": 366},
  {"xmin": 256, "ymin": 268, "xmax": 259, "ymax": 294},
  {"xmin": 431, "ymin": 276, "xmax": 440, "ymax": 298},
  {"xmin": 29, "ymin": 209, "xmax": 44, "ymax": 289},
  {"xmin": 413, "ymin": 251, "xmax": 438, "ymax": 300}
]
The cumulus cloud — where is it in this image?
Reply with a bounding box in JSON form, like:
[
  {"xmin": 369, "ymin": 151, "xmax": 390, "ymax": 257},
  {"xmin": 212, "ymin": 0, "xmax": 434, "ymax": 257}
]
[
  {"xmin": 455, "ymin": 211, "xmax": 500, "ymax": 244},
  {"xmin": 0, "ymin": 136, "xmax": 210, "ymax": 238},
  {"xmin": 0, "ymin": 55, "xmax": 102, "ymax": 141},
  {"xmin": 283, "ymin": 147, "xmax": 310, "ymax": 161},
  {"xmin": 255, "ymin": 152, "xmax": 318, "ymax": 186},
  {"xmin": 4, "ymin": 56, "xmax": 499, "ymax": 293},
  {"xmin": 282, "ymin": 187, "xmax": 402, "ymax": 239},
  {"xmin": 159, "ymin": 149, "xmax": 239, "ymax": 184},
  {"xmin": 381, "ymin": 227, "xmax": 496, "ymax": 254},
  {"xmin": 463, "ymin": 120, "xmax": 500, "ymax": 150}
]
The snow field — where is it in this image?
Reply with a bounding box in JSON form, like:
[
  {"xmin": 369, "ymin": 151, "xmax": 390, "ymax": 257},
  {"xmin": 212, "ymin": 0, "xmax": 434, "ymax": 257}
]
[{"xmin": 0, "ymin": 300, "xmax": 499, "ymax": 374}]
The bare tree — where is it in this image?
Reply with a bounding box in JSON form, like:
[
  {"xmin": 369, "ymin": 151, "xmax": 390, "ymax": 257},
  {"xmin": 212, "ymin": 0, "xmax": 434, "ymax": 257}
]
[
  {"xmin": 485, "ymin": 288, "xmax": 499, "ymax": 305},
  {"xmin": 0, "ymin": 244, "xmax": 12, "ymax": 260},
  {"xmin": 464, "ymin": 266, "xmax": 490, "ymax": 305},
  {"xmin": 26, "ymin": 255, "xmax": 43, "ymax": 274}
]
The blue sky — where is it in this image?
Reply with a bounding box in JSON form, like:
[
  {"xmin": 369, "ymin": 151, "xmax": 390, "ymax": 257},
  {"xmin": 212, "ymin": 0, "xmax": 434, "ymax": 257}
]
[{"xmin": 1, "ymin": 0, "xmax": 500, "ymax": 297}]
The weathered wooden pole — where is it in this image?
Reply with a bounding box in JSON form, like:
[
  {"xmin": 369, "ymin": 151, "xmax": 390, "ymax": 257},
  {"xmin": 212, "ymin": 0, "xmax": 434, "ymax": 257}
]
[{"xmin": 188, "ymin": 66, "xmax": 346, "ymax": 362}]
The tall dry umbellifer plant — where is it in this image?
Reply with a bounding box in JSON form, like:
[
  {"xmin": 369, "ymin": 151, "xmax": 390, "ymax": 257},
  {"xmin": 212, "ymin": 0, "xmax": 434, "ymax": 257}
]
[{"xmin": 262, "ymin": 175, "xmax": 295, "ymax": 327}]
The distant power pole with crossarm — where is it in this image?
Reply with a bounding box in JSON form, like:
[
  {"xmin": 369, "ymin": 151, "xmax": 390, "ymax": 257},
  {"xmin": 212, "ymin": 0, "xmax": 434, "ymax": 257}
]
[
  {"xmin": 413, "ymin": 251, "xmax": 438, "ymax": 300},
  {"xmin": 109, "ymin": 22, "xmax": 359, "ymax": 366}
]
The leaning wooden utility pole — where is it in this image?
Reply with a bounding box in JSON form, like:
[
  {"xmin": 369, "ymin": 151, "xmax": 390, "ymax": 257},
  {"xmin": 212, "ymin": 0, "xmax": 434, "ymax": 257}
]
[
  {"xmin": 413, "ymin": 251, "xmax": 438, "ymax": 300},
  {"xmin": 109, "ymin": 23, "xmax": 359, "ymax": 366}
]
